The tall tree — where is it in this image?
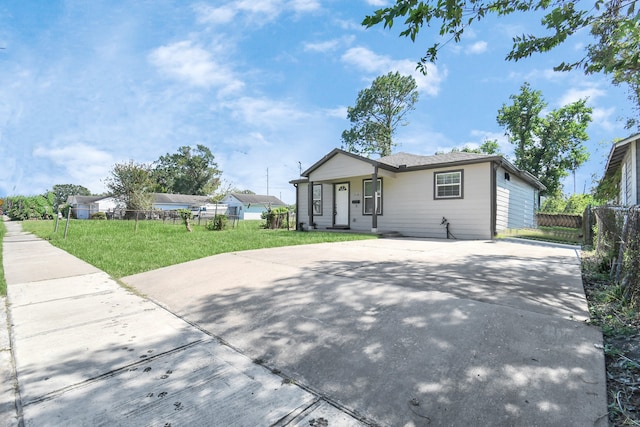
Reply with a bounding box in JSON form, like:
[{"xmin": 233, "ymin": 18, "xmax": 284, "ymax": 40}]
[
  {"xmin": 497, "ymin": 83, "xmax": 592, "ymax": 196},
  {"xmin": 342, "ymin": 71, "xmax": 419, "ymax": 157},
  {"xmin": 363, "ymin": 1, "xmax": 640, "ymax": 128},
  {"xmin": 152, "ymin": 145, "xmax": 221, "ymax": 195},
  {"xmin": 50, "ymin": 184, "xmax": 91, "ymax": 210},
  {"xmin": 105, "ymin": 161, "xmax": 153, "ymax": 212}
]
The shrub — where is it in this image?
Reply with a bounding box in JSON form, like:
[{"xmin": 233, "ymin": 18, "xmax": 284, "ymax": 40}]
[
  {"xmin": 262, "ymin": 207, "xmax": 289, "ymax": 229},
  {"xmin": 90, "ymin": 212, "xmax": 107, "ymax": 220},
  {"xmin": 206, "ymin": 214, "xmax": 228, "ymax": 231},
  {"xmin": 177, "ymin": 208, "xmax": 193, "ymax": 232}
]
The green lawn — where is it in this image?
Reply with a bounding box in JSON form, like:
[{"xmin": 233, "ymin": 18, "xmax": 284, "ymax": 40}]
[
  {"xmin": 21, "ymin": 219, "xmax": 377, "ymax": 278},
  {"xmin": 0, "ymin": 221, "xmax": 6, "ymax": 296}
]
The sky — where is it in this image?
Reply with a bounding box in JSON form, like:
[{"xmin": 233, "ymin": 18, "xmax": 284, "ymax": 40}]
[{"xmin": 0, "ymin": 1, "xmax": 635, "ymax": 204}]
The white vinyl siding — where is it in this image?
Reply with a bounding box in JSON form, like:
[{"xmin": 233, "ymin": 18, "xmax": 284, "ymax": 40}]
[
  {"xmin": 621, "ymin": 149, "xmax": 633, "ymax": 206},
  {"xmin": 356, "ymin": 163, "xmax": 492, "ymax": 239},
  {"xmin": 496, "ymin": 167, "xmax": 537, "ymax": 231}
]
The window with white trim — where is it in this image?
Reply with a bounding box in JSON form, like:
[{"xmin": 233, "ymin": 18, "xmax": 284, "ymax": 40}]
[
  {"xmin": 434, "ymin": 170, "xmax": 463, "ymax": 199},
  {"xmin": 363, "ymin": 178, "xmax": 382, "ymax": 215},
  {"xmin": 312, "ymin": 184, "xmax": 323, "ymax": 215}
]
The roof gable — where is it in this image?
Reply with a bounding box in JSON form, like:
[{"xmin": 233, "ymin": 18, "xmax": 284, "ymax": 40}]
[{"xmin": 604, "ymin": 133, "xmax": 640, "ymax": 178}]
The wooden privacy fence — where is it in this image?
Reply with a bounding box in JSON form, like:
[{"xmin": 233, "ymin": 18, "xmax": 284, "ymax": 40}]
[{"xmin": 536, "ymin": 213, "xmax": 582, "ymax": 228}]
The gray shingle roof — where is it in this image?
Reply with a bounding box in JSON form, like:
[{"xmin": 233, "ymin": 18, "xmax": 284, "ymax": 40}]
[
  {"xmin": 151, "ymin": 193, "xmax": 211, "ymax": 205},
  {"xmin": 378, "ymin": 151, "xmax": 495, "ymax": 168},
  {"xmin": 230, "ymin": 193, "xmax": 286, "ymax": 206}
]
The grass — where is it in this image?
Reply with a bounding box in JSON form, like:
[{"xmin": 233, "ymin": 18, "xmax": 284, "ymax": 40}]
[
  {"xmin": 581, "ymin": 250, "xmax": 640, "ymax": 426},
  {"xmin": 0, "ymin": 220, "xmax": 5, "ymax": 296},
  {"xmin": 498, "ymin": 226, "xmax": 583, "ymax": 245},
  {"xmin": 21, "ymin": 219, "xmax": 377, "ymax": 278}
]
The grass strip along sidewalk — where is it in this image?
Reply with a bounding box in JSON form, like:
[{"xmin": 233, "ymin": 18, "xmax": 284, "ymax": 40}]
[{"xmin": 21, "ymin": 219, "xmax": 376, "ymax": 278}]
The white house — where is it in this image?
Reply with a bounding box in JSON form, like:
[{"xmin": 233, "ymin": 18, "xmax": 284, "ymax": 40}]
[
  {"xmin": 291, "ymin": 149, "xmax": 545, "ymax": 239},
  {"xmin": 603, "ymin": 133, "xmax": 640, "ymax": 206},
  {"xmin": 66, "ymin": 195, "xmax": 120, "ymax": 219},
  {"xmin": 221, "ymin": 193, "xmax": 287, "ymax": 220}
]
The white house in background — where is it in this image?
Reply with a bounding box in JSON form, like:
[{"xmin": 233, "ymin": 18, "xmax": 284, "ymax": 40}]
[
  {"xmin": 66, "ymin": 195, "xmax": 120, "ymax": 219},
  {"xmin": 603, "ymin": 133, "xmax": 640, "ymax": 206},
  {"xmin": 67, "ymin": 193, "xmax": 227, "ymax": 219},
  {"xmin": 290, "ymin": 148, "xmax": 545, "ymax": 239},
  {"xmin": 221, "ymin": 193, "xmax": 287, "ymax": 220}
]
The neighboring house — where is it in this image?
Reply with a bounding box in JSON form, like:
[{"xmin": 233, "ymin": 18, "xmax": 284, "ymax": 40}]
[
  {"xmin": 150, "ymin": 193, "xmax": 212, "ymax": 211},
  {"xmin": 221, "ymin": 193, "xmax": 287, "ymax": 220},
  {"xmin": 67, "ymin": 193, "xmax": 227, "ymax": 219},
  {"xmin": 66, "ymin": 195, "xmax": 120, "ymax": 219},
  {"xmin": 603, "ymin": 133, "xmax": 640, "ymax": 206},
  {"xmin": 290, "ymin": 149, "xmax": 545, "ymax": 240}
]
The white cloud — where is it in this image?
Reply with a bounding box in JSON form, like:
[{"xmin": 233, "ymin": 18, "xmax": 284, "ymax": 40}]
[
  {"xmin": 222, "ymin": 96, "xmax": 311, "ymax": 129},
  {"xmin": 33, "ymin": 143, "xmax": 114, "ymax": 193},
  {"xmin": 193, "ymin": 4, "xmax": 237, "ymax": 24},
  {"xmin": 148, "ymin": 40, "xmax": 244, "ymax": 93},
  {"xmin": 558, "ymin": 86, "xmax": 605, "ymax": 106},
  {"xmin": 289, "ymin": 0, "xmax": 322, "ymax": 13},
  {"xmin": 341, "ymin": 46, "xmax": 446, "ymax": 96},
  {"xmin": 304, "ymin": 39, "xmax": 341, "ymax": 53},
  {"xmin": 324, "ymin": 106, "xmax": 347, "ymax": 119},
  {"xmin": 591, "ymin": 107, "xmax": 617, "ymax": 132},
  {"xmin": 303, "ymin": 35, "xmax": 355, "ymax": 53},
  {"xmin": 466, "ymin": 41, "xmax": 488, "ymax": 55},
  {"xmin": 365, "ymin": 0, "xmax": 388, "ymax": 5}
]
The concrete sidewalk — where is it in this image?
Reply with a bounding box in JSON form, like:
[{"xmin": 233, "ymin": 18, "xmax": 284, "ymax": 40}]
[{"xmin": 2, "ymin": 220, "xmax": 363, "ymax": 426}]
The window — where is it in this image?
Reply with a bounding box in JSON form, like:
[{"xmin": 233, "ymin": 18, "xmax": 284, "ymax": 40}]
[
  {"xmin": 312, "ymin": 184, "xmax": 323, "ymax": 215},
  {"xmin": 363, "ymin": 178, "xmax": 382, "ymax": 215},
  {"xmin": 434, "ymin": 170, "xmax": 463, "ymax": 199}
]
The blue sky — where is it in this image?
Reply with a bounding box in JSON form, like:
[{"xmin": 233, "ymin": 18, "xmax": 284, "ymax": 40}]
[{"xmin": 0, "ymin": 1, "xmax": 634, "ymax": 203}]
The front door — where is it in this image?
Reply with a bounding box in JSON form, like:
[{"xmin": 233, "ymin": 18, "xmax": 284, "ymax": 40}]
[{"xmin": 334, "ymin": 182, "xmax": 350, "ymax": 227}]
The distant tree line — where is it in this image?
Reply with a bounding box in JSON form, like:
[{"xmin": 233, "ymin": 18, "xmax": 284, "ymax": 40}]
[{"xmin": 2, "ymin": 145, "xmax": 255, "ymax": 220}]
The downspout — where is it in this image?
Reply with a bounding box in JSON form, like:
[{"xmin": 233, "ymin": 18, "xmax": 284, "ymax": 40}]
[
  {"xmin": 491, "ymin": 161, "xmax": 498, "ymax": 238},
  {"xmin": 371, "ymin": 166, "xmax": 378, "ymax": 233}
]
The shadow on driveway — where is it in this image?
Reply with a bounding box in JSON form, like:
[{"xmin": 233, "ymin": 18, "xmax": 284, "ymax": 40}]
[{"xmin": 124, "ymin": 239, "xmax": 606, "ymax": 426}]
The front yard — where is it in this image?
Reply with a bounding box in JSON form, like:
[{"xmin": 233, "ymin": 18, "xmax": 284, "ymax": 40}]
[{"xmin": 20, "ymin": 219, "xmax": 376, "ymax": 278}]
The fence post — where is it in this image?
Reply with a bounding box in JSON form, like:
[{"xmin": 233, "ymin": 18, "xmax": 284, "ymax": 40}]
[{"xmin": 63, "ymin": 207, "xmax": 71, "ymax": 240}]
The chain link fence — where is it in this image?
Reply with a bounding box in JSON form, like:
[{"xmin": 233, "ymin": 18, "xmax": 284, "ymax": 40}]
[{"xmin": 591, "ymin": 206, "xmax": 640, "ymax": 305}]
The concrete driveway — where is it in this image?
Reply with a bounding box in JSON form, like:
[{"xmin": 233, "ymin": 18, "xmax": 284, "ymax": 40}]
[{"xmin": 123, "ymin": 238, "xmax": 607, "ymax": 426}]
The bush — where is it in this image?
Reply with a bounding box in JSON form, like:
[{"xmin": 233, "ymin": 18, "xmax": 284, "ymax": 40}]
[
  {"xmin": 206, "ymin": 214, "xmax": 228, "ymax": 231},
  {"xmin": 90, "ymin": 212, "xmax": 107, "ymax": 220},
  {"xmin": 262, "ymin": 207, "xmax": 289, "ymax": 229}
]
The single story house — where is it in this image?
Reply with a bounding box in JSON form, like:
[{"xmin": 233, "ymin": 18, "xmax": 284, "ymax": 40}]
[
  {"xmin": 66, "ymin": 195, "xmax": 120, "ymax": 219},
  {"xmin": 67, "ymin": 193, "xmax": 226, "ymax": 219},
  {"xmin": 603, "ymin": 133, "xmax": 640, "ymax": 206},
  {"xmin": 220, "ymin": 193, "xmax": 287, "ymax": 220},
  {"xmin": 290, "ymin": 149, "xmax": 545, "ymax": 240}
]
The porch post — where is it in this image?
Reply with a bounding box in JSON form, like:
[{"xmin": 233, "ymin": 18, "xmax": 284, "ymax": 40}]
[
  {"xmin": 371, "ymin": 166, "xmax": 378, "ymax": 233},
  {"xmin": 308, "ymin": 181, "xmax": 314, "ymax": 230}
]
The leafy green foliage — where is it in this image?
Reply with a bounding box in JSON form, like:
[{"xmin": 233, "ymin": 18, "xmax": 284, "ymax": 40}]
[
  {"xmin": 21, "ymin": 220, "xmax": 376, "ymax": 278},
  {"xmin": 152, "ymin": 145, "xmax": 221, "ymax": 195},
  {"xmin": 177, "ymin": 208, "xmax": 193, "ymax": 232},
  {"xmin": 262, "ymin": 206, "xmax": 290, "ymax": 229},
  {"xmin": 50, "ymin": 184, "xmax": 92, "ymax": 210},
  {"xmin": 497, "ymin": 83, "xmax": 592, "ymax": 196},
  {"xmin": 206, "ymin": 214, "xmax": 228, "ymax": 231},
  {"xmin": 363, "ymin": 1, "xmax": 640, "ymax": 128},
  {"xmin": 540, "ymin": 193, "xmax": 601, "ymax": 214},
  {"xmin": 342, "ymin": 71, "xmax": 419, "ymax": 157},
  {"xmin": 3, "ymin": 193, "xmax": 55, "ymax": 220},
  {"xmin": 440, "ymin": 139, "xmax": 501, "ymax": 155},
  {"xmin": 105, "ymin": 160, "xmax": 154, "ymax": 213},
  {"xmin": 90, "ymin": 212, "xmax": 107, "ymax": 220}
]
